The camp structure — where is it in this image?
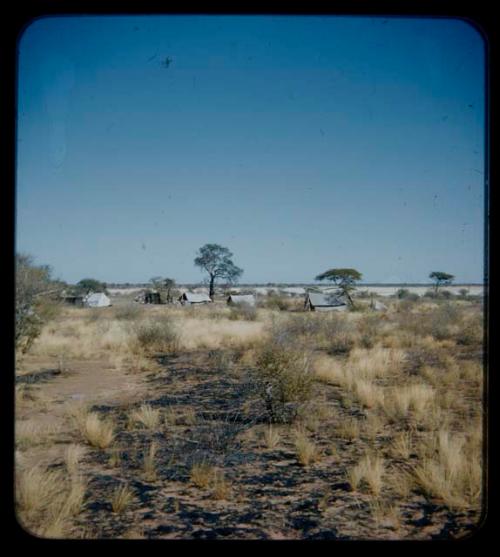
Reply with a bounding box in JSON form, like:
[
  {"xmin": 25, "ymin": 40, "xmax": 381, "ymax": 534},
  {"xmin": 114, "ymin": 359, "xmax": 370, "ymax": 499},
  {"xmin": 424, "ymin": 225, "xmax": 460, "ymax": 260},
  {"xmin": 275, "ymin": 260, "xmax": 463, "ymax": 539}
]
[
  {"xmin": 144, "ymin": 291, "xmax": 162, "ymax": 304},
  {"xmin": 227, "ymin": 294, "xmax": 256, "ymax": 307},
  {"xmin": 370, "ymin": 299, "xmax": 388, "ymax": 311},
  {"xmin": 63, "ymin": 294, "xmax": 85, "ymax": 307},
  {"xmin": 304, "ymin": 291, "xmax": 349, "ymax": 312},
  {"xmin": 83, "ymin": 292, "xmax": 112, "ymax": 308},
  {"xmin": 179, "ymin": 292, "xmax": 212, "ymax": 305}
]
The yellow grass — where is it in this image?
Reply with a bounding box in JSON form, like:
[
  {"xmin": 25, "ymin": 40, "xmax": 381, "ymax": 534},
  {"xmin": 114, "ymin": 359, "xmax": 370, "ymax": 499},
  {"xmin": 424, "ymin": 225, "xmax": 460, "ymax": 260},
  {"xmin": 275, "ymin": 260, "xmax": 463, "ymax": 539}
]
[
  {"xmin": 178, "ymin": 318, "xmax": 264, "ymax": 350},
  {"xmin": 143, "ymin": 441, "xmax": 158, "ymax": 481},
  {"xmin": 294, "ymin": 429, "xmax": 320, "ymax": 466},
  {"xmin": 80, "ymin": 412, "xmax": 114, "ymax": 449},
  {"xmin": 413, "ymin": 429, "xmax": 482, "ymax": 509},
  {"xmin": 190, "ymin": 462, "xmax": 215, "ymax": 489},
  {"xmin": 130, "ymin": 404, "xmax": 162, "ymax": 429},
  {"xmin": 64, "ymin": 444, "xmax": 86, "ymax": 476},
  {"xmin": 383, "ymin": 383, "xmax": 435, "ymax": 421},
  {"xmin": 16, "ymin": 420, "xmax": 62, "ymax": 448},
  {"xmin": 263, "ymin": 425, "xmax": 281, "ymax": 449},
  {"xmin": 211, "ymin": 469, "xmax": 232, "ymax": 500},
  {"xmin": 16, "ymin": 465, "xmax": 63, "ymax": 516},
  {"xmin": 347, "ymin": 454, "xmax": 385, "ymax": 495},
  {"xmin": 111, "ymin": 484, "xmax": 135, "ymax": 513}
]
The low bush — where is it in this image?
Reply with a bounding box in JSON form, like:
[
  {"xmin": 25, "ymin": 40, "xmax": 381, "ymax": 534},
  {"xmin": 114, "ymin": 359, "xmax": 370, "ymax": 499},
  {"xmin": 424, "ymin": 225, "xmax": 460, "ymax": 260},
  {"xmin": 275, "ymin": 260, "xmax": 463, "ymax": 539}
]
[
  {"xmin": 133, "ymin": 316, "xmax": 180, "ymax": 354},
  {"xmin": 228, "ymin": 304, "xmax": 258, "ymax": 321},
  {"xmin": 113, "ymin": 304, "xmax": 143, "ymax": 320},
  {"xmin": 263, "ymin": 295, "xmax": 290, "ymax": 311},
  {"xmin": 254, "ymin": 342, "xmax": 313, "ymax": 423}
]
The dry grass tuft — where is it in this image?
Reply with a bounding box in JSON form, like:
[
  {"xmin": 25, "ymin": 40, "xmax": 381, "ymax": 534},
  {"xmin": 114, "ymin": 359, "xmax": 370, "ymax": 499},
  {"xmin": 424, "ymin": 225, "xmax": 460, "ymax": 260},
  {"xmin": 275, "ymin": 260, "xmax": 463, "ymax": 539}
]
[
  {"xmin": 80, "ymin": 412, "xmax": 115, "ymax": 449},
  {"xmin": 347, "ymin": 453, "xmax": 385, "ymax": 495},
  {"xmin": 413, "ymin": 429, "xmax": 482, "ymax": 509},
  {"xmin": 190, "ymin": 461, "xmax": 215, "ymax": 489},
  {"xmin": 64, "ymin": 444, "xmax": 86, "ymax": 476},
  {"xmin": 130, "ymin": 403, "xmax": 162, "ymax": 429},
  {"xmin": 336, "ymin": 417, "xmax": 361, "ymax": 441},
  {"xmin": 211, "ymin": 469, "xmax": 232, "ymax": 500},
  {"xmin": 263, "ymin": 425, "xmax": 281, "ymax": 449},
  {"xmin": 16, "ymin": 464, "xmax": 87, "ymax": 537},
  {"xmin": 382, "ymin": 383, "xmax": 436, "ymax": 422},
  {"xmin": 111, "ymin": 484, "xmax": 135, "ymax": 514},
  {"xmin": 16, "ymin": 466, "xmax": 63, "ymax": 516},
  {"xmin": 391, "ymin": 431, "xmax": 413, "ymax": 460},
  {"xmin": 143, "ymin": 441, "xmax": 158, "ymax": 481},
  {"xmin": 16, "ymin": 420, "xmax": 62, "ymax": 448},
  {"xmin": 294, "ymin": 429, "xmax": 320, "ymax": 466}
]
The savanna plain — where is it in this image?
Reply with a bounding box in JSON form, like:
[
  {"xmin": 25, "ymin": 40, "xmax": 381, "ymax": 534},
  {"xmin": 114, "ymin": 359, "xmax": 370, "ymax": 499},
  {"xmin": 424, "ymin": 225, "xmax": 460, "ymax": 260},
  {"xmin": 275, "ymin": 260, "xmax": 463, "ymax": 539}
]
[{"xmin": 15, "ymin": 290, "xmax": 485, "ymax": 540}]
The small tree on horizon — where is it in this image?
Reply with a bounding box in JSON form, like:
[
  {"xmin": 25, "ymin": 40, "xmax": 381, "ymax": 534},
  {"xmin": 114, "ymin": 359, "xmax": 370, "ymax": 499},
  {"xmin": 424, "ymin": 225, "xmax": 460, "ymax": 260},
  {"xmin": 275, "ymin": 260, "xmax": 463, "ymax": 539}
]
[
  {"xmin": 194, "ymin": 244, "xmax": 243, "ymax": 299},
  {"xmin": 429, "ymin": 271, "xmax": 455, "ymax": 294},
  {"xmin": 75, "ymin": 278, "xmax": 108, "ymax": 295},
  {"xmin": 314, "ymin": 268, "xmax": 363, "ymax": 306}
]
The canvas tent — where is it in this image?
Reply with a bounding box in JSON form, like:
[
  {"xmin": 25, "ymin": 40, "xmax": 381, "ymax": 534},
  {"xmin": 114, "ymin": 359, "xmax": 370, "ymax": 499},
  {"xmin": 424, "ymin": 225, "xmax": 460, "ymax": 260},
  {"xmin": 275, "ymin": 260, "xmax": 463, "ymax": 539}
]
[
  {"xmin": 179, "ymin": 292, "xmax": 212, "ymax": 305},
  {"xmin": 83, "ymin": 292, "xmax": 111, "ymax": 308},
  {"xmin": 144, "ymin": 291, "xmax": 162, "ymax": 304},
  {"xmin": 63, "ymin": 295, "xmax": 85, "ymax": 307},
  {"xmin": 227, "ymin": 294, "xmax": 256, "ymax": 307},
  {"xmin": 371, "ymin": 299, "xmax": 387, "ymax": 311},
  {"xmin": 304, "ymin": 291, "xmax": 349, "ymax": 312}
]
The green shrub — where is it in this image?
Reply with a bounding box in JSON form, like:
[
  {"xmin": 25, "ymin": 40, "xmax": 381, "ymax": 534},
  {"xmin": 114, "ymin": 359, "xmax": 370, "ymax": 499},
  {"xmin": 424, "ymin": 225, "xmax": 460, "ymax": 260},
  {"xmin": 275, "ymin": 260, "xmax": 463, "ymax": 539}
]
[{"xmin": 254, "ymin": 343, "xmax": 313, "ymax": 423}]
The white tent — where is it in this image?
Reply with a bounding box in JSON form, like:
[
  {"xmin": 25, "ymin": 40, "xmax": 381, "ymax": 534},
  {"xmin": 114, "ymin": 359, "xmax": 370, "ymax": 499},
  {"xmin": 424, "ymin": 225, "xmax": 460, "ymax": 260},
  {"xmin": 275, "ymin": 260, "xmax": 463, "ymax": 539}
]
[
  {"xmin": 179, "ymin": 292, "xmax": 212, "ymax": 305},
  {"xmin": 227, "ymin": 294, "xmax": 256, "ymax": 307},
  {"xmin": 83, "ymin": 292, "xmax": 111, "ymax": 308},
  {"xmin": 371, "ymin": 300, "xmax": 388, "ymax": 311},
  {"xmin": 304, "ymin": 291, "xmax": 349, "ymax": 312}
]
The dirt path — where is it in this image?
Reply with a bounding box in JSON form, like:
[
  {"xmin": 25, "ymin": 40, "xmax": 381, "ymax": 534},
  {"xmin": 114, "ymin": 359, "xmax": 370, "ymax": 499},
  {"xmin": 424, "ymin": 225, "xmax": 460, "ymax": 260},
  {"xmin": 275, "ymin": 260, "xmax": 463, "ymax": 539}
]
[{"xmin": 16, "ymin": 357, "xmax": 151, "ymax": 470}]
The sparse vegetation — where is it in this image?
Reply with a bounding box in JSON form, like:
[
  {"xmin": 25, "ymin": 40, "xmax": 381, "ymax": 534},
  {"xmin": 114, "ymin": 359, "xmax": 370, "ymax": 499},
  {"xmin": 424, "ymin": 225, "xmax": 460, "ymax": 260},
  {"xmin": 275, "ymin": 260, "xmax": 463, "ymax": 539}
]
[
  {"xmin": 80, "ymin": 412, "xmax": 115, "ymax": 449},
  {"xmin": 15, "ymin": 286, "xmax": 484, "ymax": 540},
  {"xmin": 111, "ymin": 484, "xmax": 135, "ymax": 513},
  {"xmin": 130, "ymin": 403, "xmax": 162, "ymax": 429}
]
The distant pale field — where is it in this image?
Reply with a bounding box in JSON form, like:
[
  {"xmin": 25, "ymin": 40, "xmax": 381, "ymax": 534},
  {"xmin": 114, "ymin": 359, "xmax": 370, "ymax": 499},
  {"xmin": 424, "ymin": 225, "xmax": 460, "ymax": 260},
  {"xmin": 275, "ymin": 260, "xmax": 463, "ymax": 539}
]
[{"xmin": 108, "ymin": 285, "xmax": 484, "ymax": 298}]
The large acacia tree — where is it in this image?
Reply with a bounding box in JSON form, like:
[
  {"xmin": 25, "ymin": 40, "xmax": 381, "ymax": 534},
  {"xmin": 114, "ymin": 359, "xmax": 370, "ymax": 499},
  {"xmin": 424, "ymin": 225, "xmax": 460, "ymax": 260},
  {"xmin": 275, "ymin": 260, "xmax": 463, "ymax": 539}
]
[
  {"xmin": 314, "ymin": 268, "xmax": 363, "ymax": 305},
  {"xmin": 429, "ymin": 271, "xmax": 455, "ymax": 294},
  {"xmin": 194, "ymin": 244, "xmax": 243, "ymax": 299}
]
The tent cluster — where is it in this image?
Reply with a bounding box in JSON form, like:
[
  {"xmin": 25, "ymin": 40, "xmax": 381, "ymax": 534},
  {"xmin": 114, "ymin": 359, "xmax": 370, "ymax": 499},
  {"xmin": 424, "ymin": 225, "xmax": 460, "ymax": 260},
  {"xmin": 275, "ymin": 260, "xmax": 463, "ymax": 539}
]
[{"xmin": 63, "ymin": 292, "xmax": 111, "ymax": 308}]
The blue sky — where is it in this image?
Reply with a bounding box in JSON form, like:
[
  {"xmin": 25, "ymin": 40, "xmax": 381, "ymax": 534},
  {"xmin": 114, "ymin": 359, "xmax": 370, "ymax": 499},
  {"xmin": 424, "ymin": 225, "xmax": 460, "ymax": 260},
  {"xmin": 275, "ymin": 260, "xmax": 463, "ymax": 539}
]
[{"xmin": 16, "ymin": 15, "xmax": 486, "ymax": 284}]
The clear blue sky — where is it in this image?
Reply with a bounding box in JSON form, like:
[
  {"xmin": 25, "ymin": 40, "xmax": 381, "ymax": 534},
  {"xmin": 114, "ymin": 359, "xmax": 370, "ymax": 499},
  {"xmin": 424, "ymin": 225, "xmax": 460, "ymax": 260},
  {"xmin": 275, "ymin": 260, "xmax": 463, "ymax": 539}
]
[{"xmin": 16, "ymin": 15, "xmax": 486, "ymax": 284}]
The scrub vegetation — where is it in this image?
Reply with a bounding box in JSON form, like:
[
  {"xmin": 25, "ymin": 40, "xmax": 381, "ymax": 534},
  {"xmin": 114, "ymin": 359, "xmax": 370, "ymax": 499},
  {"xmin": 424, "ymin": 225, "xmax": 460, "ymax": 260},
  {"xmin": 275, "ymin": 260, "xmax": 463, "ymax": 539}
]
[{"xmin": 15, "ymin": 288, "xmax": 485, "ymax": 539}]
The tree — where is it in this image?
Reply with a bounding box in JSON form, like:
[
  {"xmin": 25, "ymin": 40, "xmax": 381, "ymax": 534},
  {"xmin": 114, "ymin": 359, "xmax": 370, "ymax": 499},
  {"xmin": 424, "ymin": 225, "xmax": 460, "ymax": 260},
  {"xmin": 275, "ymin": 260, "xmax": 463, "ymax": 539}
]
[
  {"xmin": 194, "ymin": 244, "xmax": 243, "ymax": 299},
  {"xmin": 149, "ymin": 276, "xmax": 177, "ymax": 303},
  {"xmin": 429, "ymin": 271, "xmax": 454, "ymax": 294},
  {"xmin": 76, "ymin": 278, "xmax": 107, "ymax": 294},
  {"xmin": 163, "ymin": 278, "xmax": 177, "ymax": 303},
  {"xmin": 314, "ymin": 268, "xmax": 363, "ymax": 306},
  {"xmin": 16, "ymin": 253, "xmax": 64, "ymax": 353}
]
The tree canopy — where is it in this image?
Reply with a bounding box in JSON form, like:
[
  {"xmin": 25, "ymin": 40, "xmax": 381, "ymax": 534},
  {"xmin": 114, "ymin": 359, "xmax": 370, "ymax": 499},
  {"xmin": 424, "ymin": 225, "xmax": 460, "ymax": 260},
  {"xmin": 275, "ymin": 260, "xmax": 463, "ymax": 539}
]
[
  {"xmin": 194, "ymin": 244, "xmax": 243, "ymax": 298},
  {"xmin": 16, "ymin": 253, "xmax": 64, "ymax": 353},
  {"xmin": 429, "ymin": 271, "xmax": 455, "ymax": 292},
  {"xmin": 76, "ymin": 278, "xmax": 108, "ymax": 294},
  {"xmin": 314, "ymin": 267, "xmax": 363, "ymax": 306},
  {"xmin": 315, "ymin": 268, "xmax": 363, "ymax": 285}
]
